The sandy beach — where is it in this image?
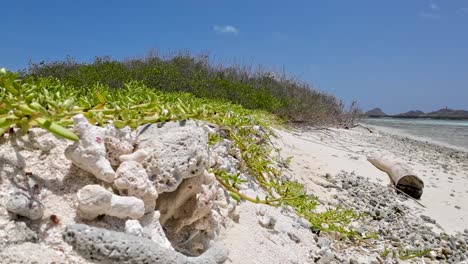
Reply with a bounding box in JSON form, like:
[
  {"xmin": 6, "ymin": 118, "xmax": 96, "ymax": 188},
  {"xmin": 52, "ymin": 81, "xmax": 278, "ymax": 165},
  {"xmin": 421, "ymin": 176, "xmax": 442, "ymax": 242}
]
[
  {"xmin": 275, "ymin": 125, "xmax": 468, "ymax": 235},
  {"xmin": 1, "ymin": 123, "xmax": 468, "ymax": 263},
  {"xmin": 218, "ymin": 124, "xmax": 468, "ymax": 263}
]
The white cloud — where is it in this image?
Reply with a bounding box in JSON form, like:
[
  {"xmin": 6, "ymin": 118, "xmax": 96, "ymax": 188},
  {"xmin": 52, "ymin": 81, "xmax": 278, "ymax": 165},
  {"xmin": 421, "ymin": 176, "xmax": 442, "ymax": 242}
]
[
  {"xmin": 419, "ymin": 3, "xmax": 440, "ymax": 20},
  {"xmin": 213, "ymin": 25, "xmax": 239, "ymax": 35},
  {"xmin": 429, "ymin": 3, "xmax": 439, "ymax": 10}
]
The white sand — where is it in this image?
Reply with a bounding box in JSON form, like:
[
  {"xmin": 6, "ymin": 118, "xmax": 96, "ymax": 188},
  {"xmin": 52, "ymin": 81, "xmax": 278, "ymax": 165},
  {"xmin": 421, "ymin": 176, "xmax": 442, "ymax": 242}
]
[
  {"xmin": 274, "ymin": 125, "xmax": 468, "ymax": 235},
  {"xmin": 214, "ymin": 125, "xmax": 468, "ymax": 263}
]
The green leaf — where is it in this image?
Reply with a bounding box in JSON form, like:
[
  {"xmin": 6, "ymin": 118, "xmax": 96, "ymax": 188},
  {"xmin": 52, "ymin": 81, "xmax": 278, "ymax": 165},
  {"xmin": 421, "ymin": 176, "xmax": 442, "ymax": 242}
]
[
  {"xmin": 96, "ymin": 91, "xmax": 106, "ymax": 104},
  {"xmin": 0, "ymin": 117, "xmax": 14, "ymax": 128},
  {"xmin": 36, "ymin": 117, "xmax": 79, "ymax": 141},
  {"xmin": 29, "ymin": 102, "xmax": 48, "ymax": 115},
  {"xmin": 229, "ymin": 192, "xmax": 241, "ymax": 203},
  {"xmin": 113, "ymin": 120, "xmax": 126, "ymax": 128}
]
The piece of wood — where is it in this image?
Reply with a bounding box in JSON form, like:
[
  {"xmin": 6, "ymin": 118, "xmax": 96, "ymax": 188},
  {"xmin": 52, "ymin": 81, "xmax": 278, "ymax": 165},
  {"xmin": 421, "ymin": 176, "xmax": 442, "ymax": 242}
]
[
  {"xmin": 356, "ymin": 124, "xmax": 374, "ymax": 133},
  {"xmin": 368, "ymin": 156, "xmax": 424, "ymax": 199}
]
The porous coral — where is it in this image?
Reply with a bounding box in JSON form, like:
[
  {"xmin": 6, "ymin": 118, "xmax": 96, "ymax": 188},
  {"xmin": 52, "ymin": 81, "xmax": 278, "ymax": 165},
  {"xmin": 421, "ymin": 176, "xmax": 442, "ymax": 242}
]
[
  {"xmin": 63, "ymin": 224, "xmax": 229, "ymax": 264},
  {"xmin": 114, "ymin": 161, "xmax": 158, "ymax": 212},
  {"xmin": 1, "ymin": 117, "xmax": 239, "ymax": 263},
  {"xmin": 65, "ymin": 115, "xmax": 116, "ymax": 183},
  {"xmin": 156, "ymin": 170, "xmax": 234, "ymax": 255},
  {"xmin": 105, "ymin": 136, "xmax": 134, "ymax": 167},
  {"xmin": 137, "ymin": 121, "xmax": 209, "ymax": 193},
  {"xmin": 77, "ymin": 184, "xmax": 145, "ymax": 220}
]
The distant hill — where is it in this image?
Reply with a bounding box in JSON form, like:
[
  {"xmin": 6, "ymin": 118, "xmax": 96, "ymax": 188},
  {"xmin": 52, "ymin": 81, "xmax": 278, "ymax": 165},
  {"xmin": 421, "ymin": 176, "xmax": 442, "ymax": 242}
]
[
  {"xmin": 426, "ymin": 108, "xmax": 468, "ymax": 119},
  {"xmin": 367, "ymin": 108, "xmax": 468, "ymax": 120},
  {"xmin": 396, "ymin": 110, "xmax": 425, "ymax": 117},
  {"xmin": 365, "ymin": 108, "xmax": 387, "ymax": 117}
]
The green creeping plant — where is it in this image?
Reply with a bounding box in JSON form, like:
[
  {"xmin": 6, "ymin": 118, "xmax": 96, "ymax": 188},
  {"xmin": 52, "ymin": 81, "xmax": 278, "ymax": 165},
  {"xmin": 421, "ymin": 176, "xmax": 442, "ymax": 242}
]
[
  {"xmin": 380, "ymin": 247, "xmax": 432, "ymax": 260},
  {"xmin": 0, "ymin": 69, "xmax": 363, "ymax": 240},
  {"xmin": 0, "ymin": 70, "xmax": 79, "ymax": 140}
]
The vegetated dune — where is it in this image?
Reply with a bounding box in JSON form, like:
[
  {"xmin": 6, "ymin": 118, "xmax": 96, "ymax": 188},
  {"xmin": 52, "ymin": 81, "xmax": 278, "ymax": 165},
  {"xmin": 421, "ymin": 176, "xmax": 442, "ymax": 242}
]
[
  {"xmin": 0, "ymin": 70, "xmax": 343, "ymax": 263},
  {"xmin": 26, "ymin": 54, "xmax": 349, "ymax": 125},
  {"xmin": 3, "ymin": 68, "xmax": 468, "ymax": 263}
]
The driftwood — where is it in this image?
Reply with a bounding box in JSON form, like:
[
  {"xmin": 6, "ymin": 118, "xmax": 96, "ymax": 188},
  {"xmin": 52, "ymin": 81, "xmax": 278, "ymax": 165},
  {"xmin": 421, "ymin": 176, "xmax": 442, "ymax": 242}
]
[
  {"xmin": 356, "ymin": 124, "xmax": 374, "ymax": 133},
  {"xmin": 368, "ymin": 156, "xmax": 424, "ymax": 199}
]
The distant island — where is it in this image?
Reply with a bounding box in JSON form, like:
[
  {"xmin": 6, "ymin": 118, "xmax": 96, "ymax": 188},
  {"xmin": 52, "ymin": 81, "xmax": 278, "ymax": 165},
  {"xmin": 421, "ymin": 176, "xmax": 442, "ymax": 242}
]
[
  {"xmin": 365, "ymin": 108, "xmax": 387, "ymax": 117},
  {"xmin": 365, "ymin": 107, "xmax": 468, "ymax": 120}
]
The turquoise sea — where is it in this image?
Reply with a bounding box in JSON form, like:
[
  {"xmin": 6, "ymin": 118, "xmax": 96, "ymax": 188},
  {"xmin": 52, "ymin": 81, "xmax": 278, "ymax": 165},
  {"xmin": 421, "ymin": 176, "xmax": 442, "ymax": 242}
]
[{"xmin": 363, "ymin": 118, "xmax": 468, "ymax": 152}]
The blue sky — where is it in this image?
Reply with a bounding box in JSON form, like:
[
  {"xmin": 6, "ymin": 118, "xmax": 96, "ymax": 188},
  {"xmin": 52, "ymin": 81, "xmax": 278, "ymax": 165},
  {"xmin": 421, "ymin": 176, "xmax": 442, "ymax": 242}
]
[{"xmin": 3, "ymin": 0, "xmax": 468, "ymax": 114}]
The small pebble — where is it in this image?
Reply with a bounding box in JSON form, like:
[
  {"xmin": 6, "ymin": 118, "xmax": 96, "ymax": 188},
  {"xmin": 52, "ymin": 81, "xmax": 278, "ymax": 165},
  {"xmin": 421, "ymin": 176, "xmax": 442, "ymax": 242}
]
[
  {"xmin": 5, "ymin": 190, "xmax": 44, "ymax": 220},
  {"xmin": 317, "ymin": 237, "xmax": 330, "ymax": 249}
]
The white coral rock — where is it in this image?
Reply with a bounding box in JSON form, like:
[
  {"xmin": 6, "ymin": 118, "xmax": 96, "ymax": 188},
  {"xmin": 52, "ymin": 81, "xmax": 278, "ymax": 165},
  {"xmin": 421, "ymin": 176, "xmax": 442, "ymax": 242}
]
[
  {"xmin": 144, "ymin": 211, "xmax": 174, "ymax": 250},
  {"xmin": 209, "ymin": 139, "xmax": 241, "ymax": 174},
  {"xmin": 114, "ymin": 161, "xmax": 158, "ymax": 212},
  {"xmin": 119, "ymin": 149, "xmax": 149, "ymax": 163},
  {"xmin": 124, "ymin": 220, "xmax": 152, "ymax": 239},
  {"xmin": 65, "ymin": 115, "xmax": 115, "ymax": 183},
  {"xmin": 77, "ymin": 184, "xmax": 145, "ymax": 220},
  {"xmin": 105, "ymin": 124, "xmax": 137, "ymax": 144},
  {"xmin": 155, "ymin": 171, "xmax": 231, "ymax": 255},
  {"xmin": 105, "ymin": 136, "xmax": 134, "ymax": 167},
  {"xmin": 137, "ymin": 121, "xmax": 209, "ymax": 193}
]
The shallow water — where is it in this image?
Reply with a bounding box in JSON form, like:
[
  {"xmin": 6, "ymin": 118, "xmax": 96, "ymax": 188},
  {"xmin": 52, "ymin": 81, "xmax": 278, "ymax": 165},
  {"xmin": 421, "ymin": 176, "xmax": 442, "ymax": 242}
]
[{"xmin": 363, "ymin": 118, "xmax": 468, "ymax": 152}]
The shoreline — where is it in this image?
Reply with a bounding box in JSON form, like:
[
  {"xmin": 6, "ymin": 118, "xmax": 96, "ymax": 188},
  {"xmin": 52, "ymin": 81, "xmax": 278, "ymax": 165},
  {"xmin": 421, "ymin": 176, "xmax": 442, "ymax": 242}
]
[
  {"xmin": 363, "ymin": 123, "xmax": 468, "ymax": 153},
  {"xmin": 367, "ymin": 116, "xmax": 468, "ymax": 121}
]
